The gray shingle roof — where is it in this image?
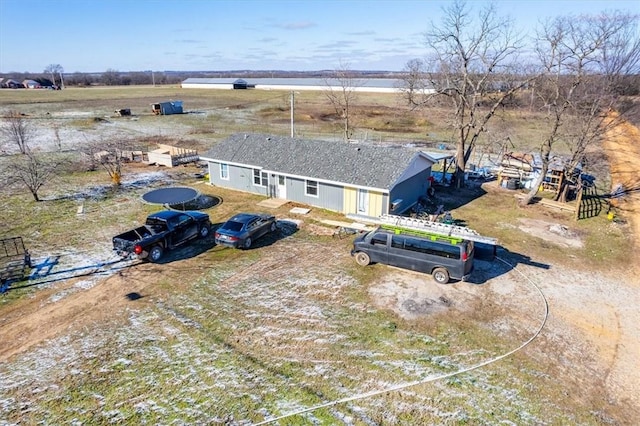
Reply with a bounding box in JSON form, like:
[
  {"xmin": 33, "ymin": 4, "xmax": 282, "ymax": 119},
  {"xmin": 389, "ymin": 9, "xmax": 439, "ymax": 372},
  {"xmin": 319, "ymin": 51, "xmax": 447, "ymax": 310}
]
[{"xmin": 202, "ymin": 133, "xmax": 426, "ymax": 189}]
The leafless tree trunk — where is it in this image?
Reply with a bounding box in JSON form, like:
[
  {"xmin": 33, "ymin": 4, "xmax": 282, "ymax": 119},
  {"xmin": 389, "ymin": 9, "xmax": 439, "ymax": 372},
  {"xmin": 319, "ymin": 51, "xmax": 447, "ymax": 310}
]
[
  {"xmin": 401, "ymin": 0, "xmax": 533, "ymax": 188},
  {"xmin": 324, "ymin": 61, "xmax": 363, "ymax": 141},
  {"xmin": 398, "ymin": 59, "xmax": 428, "ymax": 106},
  {"xmin": 1, "ymin": 111, "xmax": 32, "ymax": 154},
  {"xmin": 44, "ymin": 64, "xmax": 64, "ymax": 87},
  {"xmin": 3, "ymin": 151, "xmax": 61, "ymax": 201},
  {"xmin": 53, "ymin": 125, "xmax": 62, "ymax": 151},
  {"xmin": 83, "ymin": 138, "xmax": 133, "ymax": 186},
  {"xmin": 521, "ymin": 11, "xmax": 640, "ymax": 206}
]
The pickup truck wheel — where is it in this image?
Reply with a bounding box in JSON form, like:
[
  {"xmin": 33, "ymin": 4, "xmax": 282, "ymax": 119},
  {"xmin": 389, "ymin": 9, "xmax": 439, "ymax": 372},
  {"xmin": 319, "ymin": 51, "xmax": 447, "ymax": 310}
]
[
  {"xmin": 149, "ymin": 245, "xmax": 164, "ymax": 262},
  {"xmin": 432, "ymin": 267, "xmax": 450, "ymax": 284},
  {"xmin": 199, "ymin": 223, "xmax": 211, "ymax": 238},
  {"xmin": 243, "ymin": 237, "xmax": 252, "ymax": 249},
  {"xmin": 355, "ymin": 252, "xmax": 370, "ymax": 266}
]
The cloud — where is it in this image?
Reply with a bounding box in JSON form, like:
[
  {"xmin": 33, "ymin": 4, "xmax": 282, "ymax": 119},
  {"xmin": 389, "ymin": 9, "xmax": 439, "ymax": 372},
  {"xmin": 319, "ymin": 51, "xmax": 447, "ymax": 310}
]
[
  {"xmin": 374, "ymin": 37, "xmax": 403, "ymax": 43},
  {"xmin": 316, "ymin": 40, "xmax": 357, "ymax": 50},
  {"xmin": 345, "ymin": 30, "xmax": 376, "ymax": 36},
  {"xmin": 275, "ymin": 21, "xmax": 316, "ymax": 30}
]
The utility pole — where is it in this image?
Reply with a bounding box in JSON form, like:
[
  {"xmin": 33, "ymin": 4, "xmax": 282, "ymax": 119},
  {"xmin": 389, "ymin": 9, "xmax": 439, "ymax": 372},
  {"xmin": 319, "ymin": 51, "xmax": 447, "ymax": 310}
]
[{"xmin": 290, "ymin": 91, "xmax": 295, "ymax": 138}]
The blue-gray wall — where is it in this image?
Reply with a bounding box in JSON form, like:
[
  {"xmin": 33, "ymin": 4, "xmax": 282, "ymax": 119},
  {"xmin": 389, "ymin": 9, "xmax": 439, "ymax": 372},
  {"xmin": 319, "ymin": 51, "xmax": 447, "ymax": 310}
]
[
  {"xmin": 208, "ymin": 162, "xmax": 268, "ymax": 196},
  {"xmin": 283, "ymin": 175, "xmax": 344, "ymax": 211},
  {"xmin": 389, "ymin": 167, "xmax": 432, "ymax": 214},
  {"xmin": 208, "ymin": 160, "xmax": 429, "ymax": 216},
  {"xmin": 208, "ymin": 162, "xmax": 344, "ymax": 212}
]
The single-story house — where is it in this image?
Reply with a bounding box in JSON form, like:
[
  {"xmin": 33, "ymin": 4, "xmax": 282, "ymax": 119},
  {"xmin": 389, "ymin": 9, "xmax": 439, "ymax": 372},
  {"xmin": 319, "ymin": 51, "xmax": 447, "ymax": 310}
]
[
  {"xmin": 22, "ymin": 79, "xmax": 41, "ymax": 89},
  {"xmin": 200, "ymin": 134, "xmax": 437, "ymax": 217},
  {"xmin": 0, "ymin": 78, "xmax": 24, "ymax": 88}
]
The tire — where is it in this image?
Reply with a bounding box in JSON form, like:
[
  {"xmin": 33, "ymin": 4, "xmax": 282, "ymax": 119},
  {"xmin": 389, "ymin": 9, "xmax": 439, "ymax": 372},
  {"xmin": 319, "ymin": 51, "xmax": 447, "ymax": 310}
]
[
  {"xmin": 148, "ymin": 245, "xmax": 164, "ymax": 263},
  {"xmin": 432, "ymin": 267, "xmax": 450, "ymax": 284},
  {"xmin": 199, "ymin": 223, "xmax": 211, "ymax": 238},
  {"xmin": 355, "ymin": 252, "xmax": 370, "ymax": 266},
  {"xmin": 243, "ymin": 237, "xmax": 252, "ymax": 249},
  {"xmin": 269, "ymin": 222, "xmax": 277, "ymax": 233}
]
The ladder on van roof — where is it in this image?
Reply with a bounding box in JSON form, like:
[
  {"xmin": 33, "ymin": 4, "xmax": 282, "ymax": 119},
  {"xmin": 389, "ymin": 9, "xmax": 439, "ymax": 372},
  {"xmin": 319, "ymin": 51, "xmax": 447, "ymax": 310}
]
[{"xmin": 346, "ymin": 214, "xmax": 498, "ymax": 246}]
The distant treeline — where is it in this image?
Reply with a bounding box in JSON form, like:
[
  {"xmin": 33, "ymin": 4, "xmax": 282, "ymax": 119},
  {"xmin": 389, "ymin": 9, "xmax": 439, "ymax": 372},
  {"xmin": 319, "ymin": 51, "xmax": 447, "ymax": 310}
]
[{"xmin": 0, "ymin": 69, "xmax": 404, "ymax": 88}]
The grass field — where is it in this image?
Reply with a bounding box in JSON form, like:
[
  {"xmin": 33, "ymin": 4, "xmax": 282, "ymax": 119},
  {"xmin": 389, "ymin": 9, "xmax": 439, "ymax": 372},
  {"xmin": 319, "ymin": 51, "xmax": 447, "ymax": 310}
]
[
  {"xmin": 1, "ymin": 86, "xmax": 637, "ymax": 424},
  {"xmin": 0, "ymin": 85, "xmax": 582, "ymax": 156}
]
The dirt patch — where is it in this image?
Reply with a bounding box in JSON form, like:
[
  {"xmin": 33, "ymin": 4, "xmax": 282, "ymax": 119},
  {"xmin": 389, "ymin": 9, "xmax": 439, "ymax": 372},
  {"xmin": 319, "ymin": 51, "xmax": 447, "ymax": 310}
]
[
  {"xmin": 0, "ymin": 264, "xmax": 146, "ymax": 361},
  {"xmin": 369, "ymin": 270, "xmax": 466, "ymax": 320},
  {"xmin": 602, "ymin": 112, "xmax": 640, "ymax": 267},
  {"xmin": 517, "ymin": 218, "xmax": 584, "ymax": 248}
]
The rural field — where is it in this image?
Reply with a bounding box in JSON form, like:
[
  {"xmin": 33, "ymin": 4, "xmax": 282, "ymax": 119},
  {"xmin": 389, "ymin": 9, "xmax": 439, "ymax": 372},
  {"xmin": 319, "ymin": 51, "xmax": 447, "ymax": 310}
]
[{"xmin": 1, "ymin": 86, "xmax": 639, "ymax": 425}]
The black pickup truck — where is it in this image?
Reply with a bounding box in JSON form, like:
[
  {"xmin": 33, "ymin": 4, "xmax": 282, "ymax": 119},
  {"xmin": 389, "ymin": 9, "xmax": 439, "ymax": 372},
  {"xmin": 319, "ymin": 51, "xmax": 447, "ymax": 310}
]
[{"xmin": 113, "ymin": 210, "xmax": 211, "ymax": 262}]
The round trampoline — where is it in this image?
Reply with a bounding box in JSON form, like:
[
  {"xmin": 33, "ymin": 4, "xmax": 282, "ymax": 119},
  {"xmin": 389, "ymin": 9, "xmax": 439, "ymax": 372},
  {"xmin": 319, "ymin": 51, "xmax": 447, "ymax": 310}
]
[{"xmin": 142, "ymin": 187, "xmax": 199, "ymax": 206}]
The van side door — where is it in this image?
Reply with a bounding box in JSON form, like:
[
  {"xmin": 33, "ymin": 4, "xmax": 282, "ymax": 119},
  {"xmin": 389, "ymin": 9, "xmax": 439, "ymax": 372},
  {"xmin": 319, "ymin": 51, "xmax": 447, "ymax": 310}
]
[{"xmin": 388, "ymin": 234, "xmax": 416, "ymax": 270}]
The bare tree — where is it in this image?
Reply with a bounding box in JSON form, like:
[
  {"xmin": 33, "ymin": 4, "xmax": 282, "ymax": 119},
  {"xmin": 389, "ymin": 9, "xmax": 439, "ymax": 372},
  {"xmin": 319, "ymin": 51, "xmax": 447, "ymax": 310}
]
[
  {"xmin": 398, "ymin": 59, "xmax": 428, "ymax": 106},
  {"xmin": 1, "ymin": 110, "xmax": 32, "ymax": 154},
  {"xmin": 44, "ymin": 64, "xmax": 64, "ymax": 88},
  {"xmin": 100, "ymin": 148, "xmax": 124, "ymax": 186},
  {"xmin": 101, "ymin": 69, "xmax": 121, "ymax": 86},
  {"xmin": 521, "ymin": 11, "xmax": 640, "ymax": 205},
  {"xmin": 83, "ymin": 137, "xmax": 135, "ymax": 186},
  {"xmin": 401, "ymin": 0, "xmax": 533, "ymax": 188},
  {"xmin": 3, "ymin": 151, "xmax": 62, "ymax": 201},
  {"xmin": 324, "ymin": 61, "xmax": 363, "ymax": 141}
]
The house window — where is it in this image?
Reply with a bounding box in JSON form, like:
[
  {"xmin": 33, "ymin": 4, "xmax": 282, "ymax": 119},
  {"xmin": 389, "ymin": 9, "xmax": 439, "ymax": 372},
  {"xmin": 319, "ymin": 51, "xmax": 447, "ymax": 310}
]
[
  {"xmin": 306, "ymin": 180, "xmax": 318, "ymax": 197},
  {"xmin": 220, "ymin": 163, "xmax": 229, "ymax": 180},
  {"xmin": 253, "ymin": 169, "xmax": 267, "ymax": 187},
  {"xmin": 357, "ymin": 189, "xmax": 368, "ymax": 214}
]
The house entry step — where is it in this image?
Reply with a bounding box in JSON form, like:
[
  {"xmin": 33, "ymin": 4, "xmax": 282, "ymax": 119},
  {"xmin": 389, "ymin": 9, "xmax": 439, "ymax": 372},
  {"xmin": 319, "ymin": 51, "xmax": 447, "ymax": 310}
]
[{"xmin": 257, "ymin": 198, "xmax": 290, "ymax": 208}]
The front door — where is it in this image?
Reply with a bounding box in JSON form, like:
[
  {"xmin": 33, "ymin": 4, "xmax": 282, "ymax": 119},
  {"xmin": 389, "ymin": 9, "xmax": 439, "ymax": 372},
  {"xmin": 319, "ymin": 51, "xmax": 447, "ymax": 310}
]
[{"xmin": 276, "ymin": 175, "xmax": 287, "ymax": 199}]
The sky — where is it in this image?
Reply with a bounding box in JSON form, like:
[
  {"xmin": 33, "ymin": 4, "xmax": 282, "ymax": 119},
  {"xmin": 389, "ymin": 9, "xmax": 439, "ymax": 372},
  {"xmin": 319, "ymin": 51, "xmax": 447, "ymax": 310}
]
[{"xmin": 1, "ymin": 0, "xmax": 639, "ymax": 74}]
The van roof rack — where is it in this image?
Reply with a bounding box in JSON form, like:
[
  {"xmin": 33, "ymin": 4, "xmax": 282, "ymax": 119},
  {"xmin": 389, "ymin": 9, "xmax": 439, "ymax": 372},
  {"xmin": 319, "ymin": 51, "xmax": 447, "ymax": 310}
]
[
  {"xmin": 346, "ymin": 214, "xmax": 498, "ymax": 246},
  {"xmin": 379, "ymin": 223, "xmax": 464, "ymax": 244}
]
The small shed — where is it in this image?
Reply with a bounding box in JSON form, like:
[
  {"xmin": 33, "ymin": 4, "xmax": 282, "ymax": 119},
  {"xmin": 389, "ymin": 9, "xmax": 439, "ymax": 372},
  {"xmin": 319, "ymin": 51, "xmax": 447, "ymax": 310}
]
[{"xmin": 151, "ymin": 101, "xmax": 183, "ymax": 115}]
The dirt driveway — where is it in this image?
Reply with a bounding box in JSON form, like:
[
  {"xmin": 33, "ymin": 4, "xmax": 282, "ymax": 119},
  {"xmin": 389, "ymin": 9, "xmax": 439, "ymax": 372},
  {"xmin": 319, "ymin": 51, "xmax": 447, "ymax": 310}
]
[{"xmin": 603, "ymin": 112, "xmax": 640, "ymax": 266}]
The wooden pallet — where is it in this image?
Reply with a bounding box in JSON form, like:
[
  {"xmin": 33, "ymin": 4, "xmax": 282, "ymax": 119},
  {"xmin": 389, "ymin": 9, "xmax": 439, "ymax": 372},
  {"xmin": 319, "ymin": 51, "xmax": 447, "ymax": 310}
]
[{"xmin": 514, "ymin": 194, "xmax": 576, "ymax": 212}]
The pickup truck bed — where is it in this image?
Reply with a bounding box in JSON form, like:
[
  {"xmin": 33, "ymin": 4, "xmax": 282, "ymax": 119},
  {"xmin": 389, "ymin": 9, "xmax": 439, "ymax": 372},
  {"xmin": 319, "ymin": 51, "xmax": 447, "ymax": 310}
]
[
  {"xmin": 113, "ymin": 210, "xmax": 210, "ymax": 262},
  {"xmin": 113, "ymin": 225, "xmax": 160, "ymax": 253}
]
